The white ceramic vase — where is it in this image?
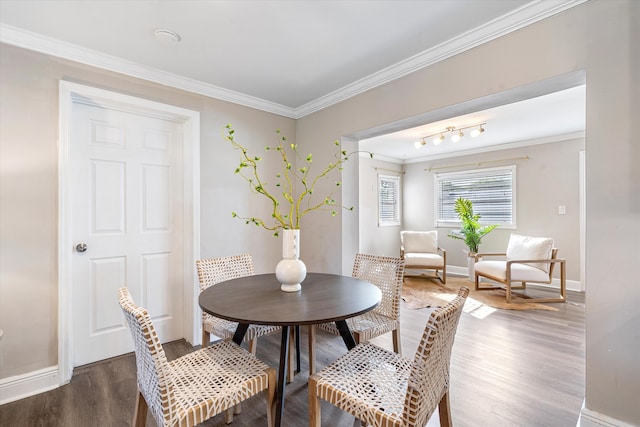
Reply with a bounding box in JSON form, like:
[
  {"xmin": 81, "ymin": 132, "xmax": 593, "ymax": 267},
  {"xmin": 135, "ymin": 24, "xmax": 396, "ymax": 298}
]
[{"xmin": 275, "ymin": 229, "xmax": 307, "ymax": 292}]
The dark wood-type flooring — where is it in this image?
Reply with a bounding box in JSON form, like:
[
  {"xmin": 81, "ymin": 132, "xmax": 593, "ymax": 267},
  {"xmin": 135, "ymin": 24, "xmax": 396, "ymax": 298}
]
[{"xmin": 0, "ymin": 283, "xmax": 585, "ymax": 427}]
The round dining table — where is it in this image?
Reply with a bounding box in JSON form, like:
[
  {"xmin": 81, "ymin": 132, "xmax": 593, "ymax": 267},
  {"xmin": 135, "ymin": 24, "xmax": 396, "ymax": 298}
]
[{"xmin": 198, "ymin": 272, "xmax": 382, "ymax": 427}]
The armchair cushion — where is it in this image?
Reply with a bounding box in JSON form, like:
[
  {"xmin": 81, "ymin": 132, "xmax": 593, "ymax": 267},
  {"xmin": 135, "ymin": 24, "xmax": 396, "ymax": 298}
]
[
  {"xmin": 474, "ymin": 260, "xmax": 551, "ymax": 283},
  {"xmin": 401, "ymin": 230, "xmax": 438, "ymax": 254},
  {"xmin": 506, "ymin": 234, "xmax": 554, "ymax": 273},
  {"xmin": 403, "ymin": 253, "xmax": 444, "ymax": 268}
]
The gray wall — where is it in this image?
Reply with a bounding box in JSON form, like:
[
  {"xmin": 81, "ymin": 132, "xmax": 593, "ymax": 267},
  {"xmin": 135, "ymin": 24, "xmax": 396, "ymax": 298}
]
[
  {"xmin": 358, "ymin": 156, "xmax": 403, "ymax": 258},
  {"xmin": 398, "ymin": 138, "xmax": 583, "ymax": 281},
  {"xmin": 358, "ymin": 138, "xmax": 583, "ymax": 283},
  {"xmin": 296, "ymin": 1, "xmax": 639, "ymax": 424},
  {"xmin": 0, "ymin": 44, "xmax": 294, "ymax": 378}
]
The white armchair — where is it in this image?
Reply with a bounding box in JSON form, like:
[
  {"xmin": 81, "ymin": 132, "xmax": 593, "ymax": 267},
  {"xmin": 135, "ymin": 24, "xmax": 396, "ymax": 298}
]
[
  {"xmin": 474, "ymin": 234, "xmax": 566, "ymax": 303},
  {"xmin": 400, "ymin": 230, "xmax": 446, "ymax": 284}
]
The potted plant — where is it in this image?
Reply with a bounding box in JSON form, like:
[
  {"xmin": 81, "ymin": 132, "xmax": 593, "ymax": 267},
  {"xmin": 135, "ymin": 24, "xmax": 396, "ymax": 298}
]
[
  {"xmin": 225, "ymin": 124, "xmax": 370, "ymax": 291},
  {"xmin": 448, "ymin": 198, "xmax": 498, "ymax": 280}
]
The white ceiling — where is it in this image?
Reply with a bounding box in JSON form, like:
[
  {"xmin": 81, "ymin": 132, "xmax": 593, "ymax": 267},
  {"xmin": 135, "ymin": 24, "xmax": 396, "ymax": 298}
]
[
  {"xmin": 0, "ymin": 0, "xmax": 586, "ymax": 161},
  {"xmin": 360, "ymin": 84, "xmax": 586, "ymax": 163}
]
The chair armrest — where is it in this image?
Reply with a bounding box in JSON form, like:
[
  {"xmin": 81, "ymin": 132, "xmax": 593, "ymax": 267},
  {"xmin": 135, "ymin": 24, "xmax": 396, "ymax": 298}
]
[
  {"xmin": 437, "ymin": 247, "xmax": 446, "ymax": 257},
  {"xmin": 400, "ymin": 248, "xmax": 405, "ymax": 259},
  {"xmin": 475, "ymin": 252, "xmax": 506, "ymax": 261},
  {"xmin": 507, "ymin": 258, "xmax": 565, "ymax": 265}
]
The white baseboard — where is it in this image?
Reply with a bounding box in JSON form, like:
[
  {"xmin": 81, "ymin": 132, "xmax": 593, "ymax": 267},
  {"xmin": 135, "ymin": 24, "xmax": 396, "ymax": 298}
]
[
  {"xmin": 411, "ymin": 265, "xmax": 583, "ymax": 292},
  {"xmin": 0, "ymin": 366, "xmax": 59, "ymax": 405},
  {"xmin": 578, "ymin": 401, "xmax": 636, "ymax": 427}
]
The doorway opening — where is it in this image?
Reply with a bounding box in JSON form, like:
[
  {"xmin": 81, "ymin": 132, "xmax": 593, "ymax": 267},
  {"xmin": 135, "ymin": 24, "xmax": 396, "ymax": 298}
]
[{"xmin": 347, "ymin": 71, "xmax": 586, "ymax": 291}]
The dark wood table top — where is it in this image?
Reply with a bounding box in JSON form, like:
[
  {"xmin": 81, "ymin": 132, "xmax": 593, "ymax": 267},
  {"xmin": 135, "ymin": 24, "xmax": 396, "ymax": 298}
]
[{"xmin": 199, "ymin": 272, "xmax": 381, "ymax": 326}]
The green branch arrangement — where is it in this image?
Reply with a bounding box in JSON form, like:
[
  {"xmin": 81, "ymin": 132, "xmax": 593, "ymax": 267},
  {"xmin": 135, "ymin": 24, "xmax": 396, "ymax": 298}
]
[
  {"xmin": 447, "ymin": 198, "xmax": 498, "ymax": 254},
  {"xmin": 226, "ymin": 124, "xmax": 372, "ymax": 236}
]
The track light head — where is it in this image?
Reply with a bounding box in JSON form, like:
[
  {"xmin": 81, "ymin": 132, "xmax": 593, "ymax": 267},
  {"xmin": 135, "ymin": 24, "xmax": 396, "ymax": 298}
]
[
  {"xmin": 471, "ymin": 125, "xmax": 485, "ymax": 137},
  {"xmin": 451, "ymin": 130, "xmax": 463, "ymax": 143}
]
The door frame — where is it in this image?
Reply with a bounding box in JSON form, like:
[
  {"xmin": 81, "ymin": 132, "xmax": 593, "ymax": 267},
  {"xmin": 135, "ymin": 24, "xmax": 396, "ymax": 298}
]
[{"xmin": 57, "ymin": 81, "xmax": 200, "ymax": 384}]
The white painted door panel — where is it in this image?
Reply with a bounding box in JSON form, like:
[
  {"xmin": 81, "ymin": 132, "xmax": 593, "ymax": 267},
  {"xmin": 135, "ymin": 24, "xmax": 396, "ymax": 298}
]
[{"xmin": 71, "ymin": 102, "xmax": 184, "ymax": 366}]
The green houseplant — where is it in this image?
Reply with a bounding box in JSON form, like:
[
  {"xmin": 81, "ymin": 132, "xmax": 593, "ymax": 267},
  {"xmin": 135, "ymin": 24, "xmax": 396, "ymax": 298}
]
[
  {"xmin": 448, "ymin": 198, "xmax": 498, "ymax": 279},
  {"xmin": 448, "ymin": 198, "xmax": 498, "ymax": 254}
]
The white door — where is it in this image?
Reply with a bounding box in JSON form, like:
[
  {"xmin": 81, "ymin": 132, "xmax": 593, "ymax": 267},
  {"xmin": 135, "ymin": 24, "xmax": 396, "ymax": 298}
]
[{"xmin": 70, "ymin": 100, "xmax": 184, "ymax": 366}]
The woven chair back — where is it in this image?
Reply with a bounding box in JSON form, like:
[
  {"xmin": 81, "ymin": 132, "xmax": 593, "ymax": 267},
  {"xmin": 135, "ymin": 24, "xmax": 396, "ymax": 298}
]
[
  {"xmin": 402, "ymin": 287, "xmax": 469, "ymax": 426},
  {"xmin": 118, "ymin": 287, "xmax": 172, "ymax": 427},
  {"xmin": 352, "ymin": 253, "xmax": 405, "ymax": 320},
  {"xmin": 195, "ymin": 253, "xmax": 255, "ymax": 292}
]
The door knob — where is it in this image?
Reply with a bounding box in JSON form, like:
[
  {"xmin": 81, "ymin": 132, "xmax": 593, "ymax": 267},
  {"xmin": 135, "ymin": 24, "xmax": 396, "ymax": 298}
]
[{"xmin": 76, "ymin": 243, "xmax": 88, "ymax": 253}]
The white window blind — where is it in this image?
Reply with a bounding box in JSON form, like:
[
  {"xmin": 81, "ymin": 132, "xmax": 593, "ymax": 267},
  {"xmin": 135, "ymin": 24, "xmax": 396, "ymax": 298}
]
[
  {"xmin": 435, "ymin": 165, "xmax": 515, "ymax": 226},
  {"xmin": 378, "ymin": 174, "xmax": 400, "ymax": 226}
]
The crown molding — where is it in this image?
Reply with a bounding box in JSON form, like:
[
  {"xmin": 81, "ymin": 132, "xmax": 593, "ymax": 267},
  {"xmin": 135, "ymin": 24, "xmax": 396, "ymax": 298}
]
[
  {"xmin": 0, "ymin": 0, "xmax": 587, "ymax": 119},
  {"xmin": 295, "ymin": 0, "xmax": 589, "ymax": 117},
  {"xmin": 359, "ymin": 151, "xmax": 399, "ymax": 164},
  {"xmin": 0, "ymin": 24, "xmax": 298, "ymax": 118}
]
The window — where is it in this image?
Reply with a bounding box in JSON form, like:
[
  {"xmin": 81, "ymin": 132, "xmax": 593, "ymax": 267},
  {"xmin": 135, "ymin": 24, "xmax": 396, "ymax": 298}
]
[
  {"xmin": 378, "ymin": 174, "xmax": 400, "ymax": 226},
  {"xmin": 435, "ymin": 165, "xmax": 515, "ymax": 227}
]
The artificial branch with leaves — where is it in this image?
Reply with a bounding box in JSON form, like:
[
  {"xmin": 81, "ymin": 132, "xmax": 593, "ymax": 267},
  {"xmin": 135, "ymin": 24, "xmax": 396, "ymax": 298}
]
[{"xmin": 226, "ymin": 124, "xmax": 371, "ymax": 235}]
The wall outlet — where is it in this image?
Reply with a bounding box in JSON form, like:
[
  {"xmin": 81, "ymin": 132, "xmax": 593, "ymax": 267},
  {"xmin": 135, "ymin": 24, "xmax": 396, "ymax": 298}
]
[{"xmin": 558, "ymin": 205, "xmax": 566, "ymax": 215}]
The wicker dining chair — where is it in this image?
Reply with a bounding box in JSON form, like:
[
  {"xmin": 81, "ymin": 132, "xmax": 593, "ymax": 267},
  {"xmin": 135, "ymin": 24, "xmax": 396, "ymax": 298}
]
[
  {"xmin": 309, "ymin": 253, "xmax": 405, "ymax": 374},
  {"xmin": 309, "ymin": 286, "xmax": 469, "ymax": 427},
  {"xmin": 196, "ymin": 254, "xmax": 281, "ymax": 352},
  {"xmin": 118, "ymin": 287, "xmax": 276, "ymax": 427}
]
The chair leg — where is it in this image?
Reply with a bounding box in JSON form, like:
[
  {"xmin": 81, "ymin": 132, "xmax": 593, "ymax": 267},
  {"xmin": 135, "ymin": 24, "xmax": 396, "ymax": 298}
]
[
  {"xmin": 287, "ymin": 328, "xmax": 295, "ymax": 383},
  {"xmin": 308, "ymin": 375, "xmax": 321, "ymax": 427},
  {"xmin": 248, "ymin": 338, "xmax": 258, "ymax": 355},
  {"xmin": 133, "ymin": 390, "xmax": 148, "ymax": 427},
  {"xmin": 308, "ymin": 325, "xmax": 316, "ymax": 375},
  {"xmin": 438, "ymin": 392, "xmax": 452, "ymax": 427},
  {"xmin": 224, "ymin": 408, "xmax": 234, "ymax": 424},
  {"xmin": 266, "ymin": 367, "xmax": 277, "ymax": 427},
  {"xmin": 560, "ymin": 260, "xmax": 567, "ymax": 302},
  {"xmin": 295, "ymin": 325, "xmax": 301, "ymax": 373},
  {"xmin": 392, "ymin": 328, "xmax": 401, "ymax": 355},
  {"xmin": 201, "ymin": 327, "xmax": 210, "ymax": 348}
]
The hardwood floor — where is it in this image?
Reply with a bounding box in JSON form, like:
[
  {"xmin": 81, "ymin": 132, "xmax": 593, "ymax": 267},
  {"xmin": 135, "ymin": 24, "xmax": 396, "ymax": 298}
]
[{"xmin": 0, "ymin": 284, "xmax": 585, "ymax": 427}]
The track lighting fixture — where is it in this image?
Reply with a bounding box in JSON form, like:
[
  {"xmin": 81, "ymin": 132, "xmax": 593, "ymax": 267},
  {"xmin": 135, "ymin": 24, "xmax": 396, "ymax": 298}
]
[{"xmin": 416, "ymin": 122, "xmax": 486, "ymax": 148}]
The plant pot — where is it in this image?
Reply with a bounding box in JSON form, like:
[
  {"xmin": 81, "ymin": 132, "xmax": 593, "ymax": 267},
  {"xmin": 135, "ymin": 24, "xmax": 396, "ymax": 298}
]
[{"xmin": 467, "ymin": 252, "xmax": 477, "ymax": 282}]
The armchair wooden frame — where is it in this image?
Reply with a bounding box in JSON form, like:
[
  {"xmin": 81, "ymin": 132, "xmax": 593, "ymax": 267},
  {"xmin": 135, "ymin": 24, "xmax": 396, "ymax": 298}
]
[
  {"xmin": 400, "ymin": 247, "xmax": 447, "ymax": 284},
  {"xmin": 474, "ymin": 248, "xmax": 566, "ymax": 303}
]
